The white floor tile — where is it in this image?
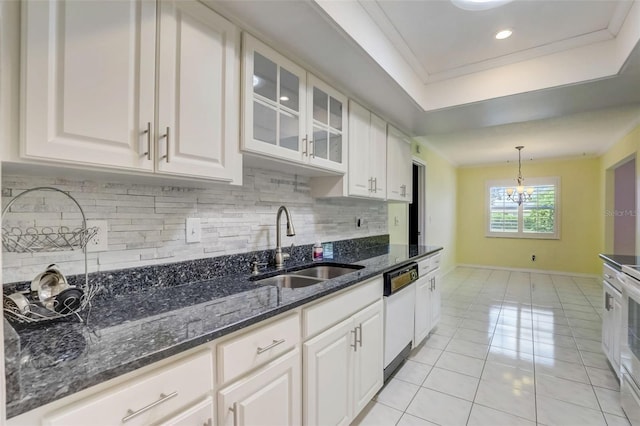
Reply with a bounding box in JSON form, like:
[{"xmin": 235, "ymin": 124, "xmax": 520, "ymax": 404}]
[
  {"xmin": 453, "ymin": 327, "xmax": 493, "ymax": 345},
  {"xmin": 535, "ymin": 373, "xmax": 599, "ymax": 409},
  {"xmin": 481, "ymin": 360, "xmax": 535, "ymax": 391},
  {"xmin": 424, "ymin": 334, "xmax": 451, "ymax": 350},
  {"xmin": 474, "ymin": 378, "xmax": 536, "ymax": 421},
  {"xmin": 408, "ymin": 344, "xmax": 442, "ymax": 366},
  {"xmin": 603, "ymin": 412, "xmax": 632, "ymax": 426},
  {"xmin": 575, "ymin": 336, "xmax": 603, "ymax": 352},
  {"xmin": 594, "ymin": 386, "xmax": 626, "ymax": 417},
  {"xmin": 586, "ymin": 366, "xmax": 620, "ymax": 390},
  {"xmin": 405, "ymin": 388, "xmax": 472, "ymax": 426},
  {"xmin": 422, "ymin": 367, "xmax": 480, "ymax": 401},
  {"xmin": 536, "ymin": 394, "xmax": 607, "ymax": 426},
  {"xmin": 375, "ymin": 378, "xmax": 420, "ymax": 412},
  {"xmin": 396, "ymin": 413, "xmax": 438, "ymax": 426},
  {"xmin": 467, "ymin": 404, "xmax": 536, "ymax": 426},
  {"xmin": 490, "ymin": 334, "xmax": 534, "ymax": 355},
  {"xmin": 393, "ymin": 360, "xmax": 432, "ymax": 386},
  {"xmin": 486, "ymin": 346, "xmax": 534, "ymax": 371},
  {"xmin": 445, "ymin": 338, "xmax": 490, "ymax": 360},
  {"xmin": 534, "ymin": 355, "xmax": 590, "ymax": 383},
  {"xmin": 352, "ymin": 401, "xmax": 404, "ymax": 426},
  {"xmin": 534, "ymin": 341, "xmax": 582, "ymax": 364},
  {"xmin": 580, "ymin": 350, "xmax": 611, "ymax": 370},
  {"xmin": 435, "ymin": 351, "xmax": 485, "ymax": 378}
]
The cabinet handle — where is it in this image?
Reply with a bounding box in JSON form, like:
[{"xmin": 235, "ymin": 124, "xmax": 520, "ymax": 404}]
[
  {"xmin": 310, "ymin": 138, "xmax": 315, "ymax": 158},
  {"xmin": 160, "ymin": 126, "xmax": 170, "ymax": 163},
  {"xmin": 256, "ymin": 338, "xmax": 285, "ymax": 354},
  {"xmin": 373, "ymin": 178, "xmax": 378, "ymax": 193},
  {"xmin": 604, "ymin": 274, "xmax": 613, "ymax": 281},
  {"xmin": 229, "ymin": 403, "xmax": 238, "ymax": 426},
  {"xmin": 302, "ymin": 136, "xmax": 308, "ymax": 156},
  {"xmin": 121, "ymin": 391, "xmax": 178, "ymax": 423},
  {"xmin": 368, "ymin": 178, "xmax": 373, "ymax": 192},
  {"xmin": 605, "ymin": 293, "xmax": 612, "ymax": 311},
  {"xmin": 401, "ymin": 184, "xmax": 406, "ymax": 197},
  {"xmin": 203, "ymin": 419, "xmax": 212, "ymax": 426},
  {"xmin": 357, "ymin": 324, "xmax": 363, "ymax": 347},
  {"xmin": 142, "ymin": 122, "xmax": 151, "ymax": 160},
  {"xmin": 351, "ymin": 329, "xmax": 358, "ymax": 351}
]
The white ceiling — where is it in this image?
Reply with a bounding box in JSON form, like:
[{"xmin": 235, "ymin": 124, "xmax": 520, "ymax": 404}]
[{"xmin": 209, "ymin": 0, "xmax": 640, "ymax": 166}]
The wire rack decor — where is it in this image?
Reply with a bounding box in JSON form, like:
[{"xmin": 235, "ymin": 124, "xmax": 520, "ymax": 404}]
[{"xmin": 2, "ymin": 187, "xmax": 99, "ymax": 325}]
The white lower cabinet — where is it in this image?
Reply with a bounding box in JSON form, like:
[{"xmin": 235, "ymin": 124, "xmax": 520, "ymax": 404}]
[
  {"xmin": 414, "ymin": 273, "xmax": 432, "ymax": 346},
  {"xmin": 303, "ymin": 299, "xmax": 383, "ymax": 426},
  {"xmin": 42, "ymin": 350, "xmax": 214, "ymax": 426},
  {"xmin": 602, "ymin": 271, "xmax": 623, "ymax": 377},
  {"xmin": 16, "ymin": 278, "xmax": 389, "ymax": 426},
  {"xmin": 414, "ymin": 253, "xmax": 442, "ymax": 347},
  {"xmin": 217, "ymin": 349, "xmax": 301, "ymax": 426}
]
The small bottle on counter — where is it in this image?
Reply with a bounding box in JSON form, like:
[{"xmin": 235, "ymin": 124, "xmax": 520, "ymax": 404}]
[{"xmin": 313, "ymin": 242, "xmax": 323, "ymax": 261}]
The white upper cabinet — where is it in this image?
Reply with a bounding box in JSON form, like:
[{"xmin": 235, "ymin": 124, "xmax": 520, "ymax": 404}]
[
  {"xmin": 21, "ymin": 0, "xmax": 156, "ymax": 171},
  {"xmin": 156, "ymin": 1, "xmax": 241, "ymax": 182},
  {"xmin": 310, "ymin": 100, "xmax": 387, "ymax": 199},
  {"xmin": 306, "ymin": 74, "xmax": 348, "ymax": 173},
  {"xmin": 21, "ymin": 0, "xmax": 241, "ymax": 184},
  {"xmin": 387, "ymin": 125, "xmax": 413, "ymax": 202},
  {"xmin": 242, "ymin": 34, "xmax": 347, "ymax": 174},
  {"xmin": 347, "ymin": 101, "xmax": 386, "ymax": 200},
  {"xmin": 242, "ymin": 34, "xmax": 306, "ymax": 164}
]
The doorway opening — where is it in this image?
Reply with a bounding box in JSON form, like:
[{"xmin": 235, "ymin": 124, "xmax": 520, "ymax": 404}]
[
  {"xmin": 409, "ymin": 160, "xmax": 426, "ymax": 246},
  {"xmin": 614, "ymin": 158, "xmax": 636, "ymax": 255}
]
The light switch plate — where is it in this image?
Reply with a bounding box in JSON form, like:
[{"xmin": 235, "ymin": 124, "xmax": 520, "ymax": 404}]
[{"xmin": 186, "ymin": 218, "xmax": 201, "ymax": 243}]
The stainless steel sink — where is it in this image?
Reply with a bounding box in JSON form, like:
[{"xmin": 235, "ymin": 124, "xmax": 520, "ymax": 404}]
[
  {"xmin": 254, "ymin": 274, "xmax": 325, "ymax": 289},
  {"xmin": 289, "ymin": 264, "xmax": 363, "ymax": 279}
]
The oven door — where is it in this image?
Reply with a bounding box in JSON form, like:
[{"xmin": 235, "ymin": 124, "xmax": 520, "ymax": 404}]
[
  {"xmin": 622, "ymin": 367, "xmax": 640, "ymax": 426},
  {"xmin": 621, "ymin": 273, "xmax": 640, "ymax": 388}
]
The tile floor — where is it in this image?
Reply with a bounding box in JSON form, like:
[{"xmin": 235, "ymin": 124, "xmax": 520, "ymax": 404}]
[{"xmin": 353, "ymin": 267, "xmax": 630, "ymax": 426}]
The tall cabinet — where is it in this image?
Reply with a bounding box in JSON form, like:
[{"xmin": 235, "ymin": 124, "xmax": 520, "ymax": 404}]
[
  {"xmin": 387, "ymin": 125, "xmax": 413, "ymax": 202},
  {"xmin": 20, "ymin": 0, "xmax": 242, "ymax": 183}
]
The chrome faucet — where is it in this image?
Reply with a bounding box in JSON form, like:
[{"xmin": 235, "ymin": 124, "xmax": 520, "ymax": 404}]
[{"xmin": 275, "ymin": 205, "xmax": 296, "ymax": 269}]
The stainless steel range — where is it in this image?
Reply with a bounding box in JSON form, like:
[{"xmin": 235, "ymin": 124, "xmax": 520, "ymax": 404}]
[{"xmin": 619, "ymin": 265, "xmax": 640, "ymax": 424}]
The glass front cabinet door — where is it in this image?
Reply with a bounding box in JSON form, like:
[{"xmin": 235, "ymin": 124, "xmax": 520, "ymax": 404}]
[
  {"xmin": 306, "ymin": 75, "xmax": 347, "ymax": 173},
  {"xmin": 242, "ymin": 34, "xmax": 347, "ymax": 174}
]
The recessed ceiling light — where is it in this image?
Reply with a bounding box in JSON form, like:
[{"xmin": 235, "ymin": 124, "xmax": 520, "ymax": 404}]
[
  {"xmin": 280, "ymin": 95, "xmax": 290, "ymax": 101},
  {"xmin": 495, "ymin": 29, "xmax": 513, "ymax": 40},
  {"xmin": 451, "ymin": 0, "xmax": 514, "ymax": 11}
]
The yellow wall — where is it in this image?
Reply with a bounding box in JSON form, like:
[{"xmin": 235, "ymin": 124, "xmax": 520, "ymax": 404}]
[
  {"xmin": 456, "ymin": 157, "xmax": 601, "ymax": 274},
  {"xmin": 389, "ymin": 139, "xmax": 457, "ymax": 273},
  {"xmin": 600, "ymin": 124, "xmax": 640, "ymax": 254}
]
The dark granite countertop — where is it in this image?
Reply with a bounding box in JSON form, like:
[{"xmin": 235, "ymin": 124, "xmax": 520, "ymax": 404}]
[
  {"xmin": 5, "ymin": 243, "xmax": 442, "ymax": 418},
  {"xmin": 599, "ymin": 253, "xmax": 640, "ymax": 271}
]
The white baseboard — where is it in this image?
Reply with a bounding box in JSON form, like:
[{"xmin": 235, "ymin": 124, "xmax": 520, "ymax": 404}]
[{"xmin": 453, "ymin": 263, "xmax": 600, "ymax": 280}]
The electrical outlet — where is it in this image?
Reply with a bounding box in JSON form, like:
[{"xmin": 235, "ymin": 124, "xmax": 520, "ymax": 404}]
[
  {"xmin": 186, "ymin": 218, "xmax": 201, "ymax": 243},
  {"xmin": 86, "ymin": 220, "xmax": 108, "ymax": 252}
]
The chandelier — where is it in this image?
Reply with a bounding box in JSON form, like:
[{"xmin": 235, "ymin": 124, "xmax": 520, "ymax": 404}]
[{"xmin": 506, "ymin": 146, "xmax": 533, "ymax": 205}]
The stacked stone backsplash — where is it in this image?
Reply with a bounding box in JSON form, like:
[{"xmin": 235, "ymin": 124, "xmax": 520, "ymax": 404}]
[{"xmin": 2, "ymin": 168, "xmax": 388, "ymax": 284}]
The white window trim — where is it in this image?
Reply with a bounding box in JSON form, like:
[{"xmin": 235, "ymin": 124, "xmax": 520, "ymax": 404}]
[{"xmin": 485, "ymin": 176, "xmax": 561, "ymax": 240}]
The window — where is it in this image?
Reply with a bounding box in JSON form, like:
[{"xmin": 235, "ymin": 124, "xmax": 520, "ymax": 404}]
[{"xmin": 487, "ymin": 177, "xmax": 560, "ymax": 239}]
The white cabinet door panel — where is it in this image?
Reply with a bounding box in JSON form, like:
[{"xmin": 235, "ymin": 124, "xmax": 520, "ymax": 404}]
[
  {"xmin": 304, "ymin": 318, "xmax": 353, "ymax": 426},
  {"xmin": 414, "ymin": 275, "xmax": 431, "ymax": 346},
  {"xmin": 22, "ymin": 0, "xmax": 155, "ymax": 170},
  {"xmin": 369, "ymin": 114, "xmax": 387, "ymax": 200},
  {"xmin": 157, "ymin": 1, "xmax": 241, "ymax": 183},
  {"xmin": 218, "ymin": 349, "xmax": 301, "ymax": 426},
  {"xmin": 348, "ymin": 101, "xmax": 372, "ymax": 198},
  {"xmin": 352, "ymin": 300, "xmax": 383, "ymax": 415}
]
